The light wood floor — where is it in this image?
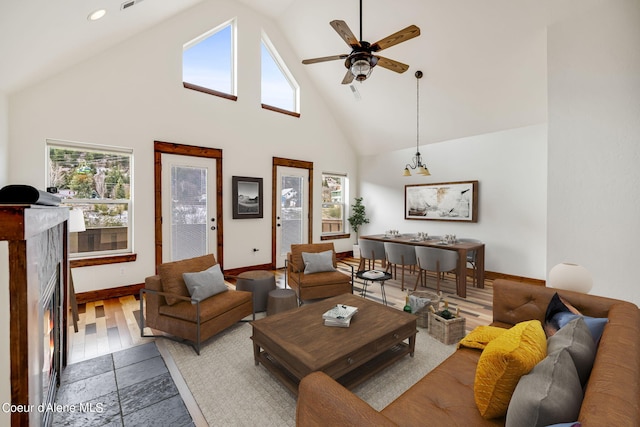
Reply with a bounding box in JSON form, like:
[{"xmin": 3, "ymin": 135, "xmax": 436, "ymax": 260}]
[
  {"xmin": 67, "ymin": 294, "xmax": 151, "ymax": 364},
  {"xmin": 67, "ymin": 257, "xmax": 494, "ymax": 364}
]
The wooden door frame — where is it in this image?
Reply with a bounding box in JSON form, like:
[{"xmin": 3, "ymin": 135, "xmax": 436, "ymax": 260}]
[
  {"xmin": 272, "ymin": 157, "xmax": 313, "ymax": 268},
  {"xmin": 154, "ymin": 141, "xmax": 224, "ymax": 270}
]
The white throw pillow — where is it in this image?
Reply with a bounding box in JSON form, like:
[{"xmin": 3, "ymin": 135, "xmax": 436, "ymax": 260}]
[
  {"xmin": 183, "ymin": 264, "xmax": 228, "ymax": 303},
  {"xmin": 302, "ymin": 250, "xmax": 336, "ymax": 274}
]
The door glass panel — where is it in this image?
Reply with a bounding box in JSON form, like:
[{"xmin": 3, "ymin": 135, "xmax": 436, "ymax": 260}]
[
  {"xmin": 170, "ymin": 165, "xmax": 207, "ymax": 261},
  {"xmin": 280, "ymin": 174, "xmax": 304, "ymax": 257}
]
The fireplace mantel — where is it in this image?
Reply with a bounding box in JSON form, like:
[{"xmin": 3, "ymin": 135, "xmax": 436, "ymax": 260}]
[{"xmin": 0, "ymin": 205, "xmax": 69, "ymax": 427}]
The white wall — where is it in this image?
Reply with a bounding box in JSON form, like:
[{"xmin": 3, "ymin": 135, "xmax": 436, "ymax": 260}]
[
  {"xmin": 359, "ymin": 124, "xmax": 548, "ymax": 279},
  {"xmin": 547, "ymin": 0, "xmax": 640, "ymax": 305},
  {"xmin": 8, "ymin": 0, "xmax": 358, "ymax": 292},
  {"xmin": 0, "ymin": 92, "xmax": 7, "ymax": 187}
]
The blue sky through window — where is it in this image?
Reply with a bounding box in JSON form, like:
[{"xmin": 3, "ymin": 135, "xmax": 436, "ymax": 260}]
[
  {"xmin": 182, "ymin": 23, "xmax": 298, "ymax": 113},
  {"xmin": 261, "ymin": 42, "xmax": 296, "ymax": 112},
  {"xmin": 183, "ymin": 24, "xmax": 232, "ymax": 94}
]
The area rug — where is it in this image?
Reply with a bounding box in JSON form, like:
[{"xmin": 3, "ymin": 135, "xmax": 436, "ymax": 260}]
[{"xmin": 161, "ymin": 321, "xmax": 456, "ymax": 426}]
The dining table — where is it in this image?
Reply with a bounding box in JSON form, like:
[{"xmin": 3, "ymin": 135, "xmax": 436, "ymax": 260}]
[{"xmin": 359, "ymin": 234, "xmax": 485, "ymax": 298}]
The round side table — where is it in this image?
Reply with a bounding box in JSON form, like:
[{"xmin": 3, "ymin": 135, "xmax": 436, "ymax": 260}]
[
  {"xmin": 267, "ymin": 289, "xmax": 298, "ymax": 316},
  {"xmin": 356, "ymin": 270, "xmax": 392, "ymax": 306},
  {"xmin": 235, "ymin": 270, "xmax": 276, "ymax": 313}
]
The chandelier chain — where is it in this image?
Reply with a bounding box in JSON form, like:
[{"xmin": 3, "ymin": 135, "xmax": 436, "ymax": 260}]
[
  {"xmin": 402, "ymin": 70, "xmax": 430, "ymax": 176},
  {"xmin": 416, "ymin": 72, "xmax": 420, "ymax": 152}
]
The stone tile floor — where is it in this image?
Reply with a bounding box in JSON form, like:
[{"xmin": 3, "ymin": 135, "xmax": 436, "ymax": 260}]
[{"xmin": 52, "ymin": 342, "xmax": 194, "ymax": 426}]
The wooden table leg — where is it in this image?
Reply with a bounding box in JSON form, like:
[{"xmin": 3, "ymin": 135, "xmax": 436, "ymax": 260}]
[
  {"xmin": 253, "ymin": 341, "xmax": 261, "ymax": 366},
  {"xmin": 409, "ymin": 332, "xmax": 416, "ymax": 357},
  {"xmin": 456, "ymin": 249, "xmax": 467, "ymax": 298},
  {"xmin": 476, "ymin": 245, "xmax": 485, "ymax": 289}
]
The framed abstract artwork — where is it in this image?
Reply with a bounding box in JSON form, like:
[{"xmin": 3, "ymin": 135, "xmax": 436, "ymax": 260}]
[{"xmin": 405, "ymin": 180, "xmax": 478, "ymax": 222}]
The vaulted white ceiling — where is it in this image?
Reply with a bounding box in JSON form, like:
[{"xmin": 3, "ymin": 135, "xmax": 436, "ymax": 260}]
[{"xmin": 0, "ymin": 0, "xmax": 549, "ymax": 156}]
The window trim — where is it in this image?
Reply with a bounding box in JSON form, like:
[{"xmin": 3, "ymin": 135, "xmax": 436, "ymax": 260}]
[{"xmin": 261, "ymin": 103, "xmax": 300, "ymax": 118}]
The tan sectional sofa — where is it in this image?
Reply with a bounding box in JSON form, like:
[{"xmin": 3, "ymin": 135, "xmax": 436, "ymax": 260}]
[{"xmin": 296, "ymin": 279, "xmax": 640, "ymax": 426}]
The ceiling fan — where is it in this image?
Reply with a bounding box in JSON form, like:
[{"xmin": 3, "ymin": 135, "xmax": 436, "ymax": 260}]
[{"xmin": 302, "ymin": 0, "xmax": 420, "ymax": 84}]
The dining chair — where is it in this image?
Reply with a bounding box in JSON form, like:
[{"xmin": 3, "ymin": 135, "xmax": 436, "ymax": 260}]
[
  {"xmin": 414, "ymin": 246, "xmax": 459, "ymax": 293},
  {"xmin": 358, "ymin": 238, "xmax": 386, "ymax": 271},
  {"xmin": 458, "ymin": 238, "xmax": 482, "ymax": 287},
  {"xmin": 383, "ymin": 242, "xmax": 418, "ymax": 291}
]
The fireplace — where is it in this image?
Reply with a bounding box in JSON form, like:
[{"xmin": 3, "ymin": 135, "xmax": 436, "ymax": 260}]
[
  {"xmin": 0, "ymin": 205, "xmax": 68, "ymax": 427},
  {"xmin": 42, "ymin": 267, "xmax": 62, "ymax": 425}
]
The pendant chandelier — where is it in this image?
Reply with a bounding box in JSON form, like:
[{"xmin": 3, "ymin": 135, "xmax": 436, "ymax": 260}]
[{"xmin": 403, "ymin": 70, "xmax": 430, "ymax": 176}]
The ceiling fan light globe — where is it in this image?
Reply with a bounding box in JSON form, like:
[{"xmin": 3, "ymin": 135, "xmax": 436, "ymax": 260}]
[{"xmin": 350, "ymin": 59, "xmax": 372, "ymax": 81}]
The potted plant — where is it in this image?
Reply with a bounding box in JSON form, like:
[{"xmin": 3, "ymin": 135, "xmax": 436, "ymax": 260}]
[{"xmin": 348, "ymin": 197, "xmax": 369, "ymax": 258}]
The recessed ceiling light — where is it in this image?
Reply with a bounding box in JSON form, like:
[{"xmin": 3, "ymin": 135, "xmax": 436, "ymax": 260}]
[{"xmin": 88, "ymin": 9, "xmax": 107, "ymax": 21}]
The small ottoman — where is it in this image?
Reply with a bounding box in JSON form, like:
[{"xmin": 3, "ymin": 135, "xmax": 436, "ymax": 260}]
[
  {"xmin": 267, "ymin": 289, "xmax": 298, "ymax": 316},
  {"xmin": 235, "ymin": 270, "xmax": 276, "ymax": 313}
]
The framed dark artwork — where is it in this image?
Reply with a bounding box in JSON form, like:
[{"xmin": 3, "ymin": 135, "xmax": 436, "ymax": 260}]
[
  {"xmin": 232, "ymin": 176, "xmax": 263, "ymax": 219},
  {"xmin": 405, "ymin": 180, "xmax": 478, "ymax": 222}
]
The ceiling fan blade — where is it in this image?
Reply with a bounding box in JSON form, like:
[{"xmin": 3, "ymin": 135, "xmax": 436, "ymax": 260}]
[
  {"xmin": 370, "ymin": 25, "xmax": 420, "ymax": 52},
  {"xmin": 341, "ymin": 70, "xmax": 355, "ymax": 85},
  {"xmin": 302, "ymin": 54, "xmax": 348, "ymax": 65},
  {"xmin": 375, "ymin": 56, "xmax": 410, "ymax": 73},
  {"xmin": 330, "ymin": 20, "xmax": 361, "ymax": 49}
]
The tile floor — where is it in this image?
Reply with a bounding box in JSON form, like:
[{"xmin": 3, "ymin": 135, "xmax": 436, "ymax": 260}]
[{"xmin": 52, "ymin": 342, "xmax": 193, "ymax": 427}]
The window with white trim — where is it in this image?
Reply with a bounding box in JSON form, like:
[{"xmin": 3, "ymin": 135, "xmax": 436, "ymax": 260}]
[
  {"xmin": 47, "ymin": 140, "xmax": 133, "ymax": 258},
  {"xmin": 261, "ymin": 32, "xmax": 299, "ymax": 114},
  {"xmin": 321, "ymin": 173, "xmax": 348, "ymax": 235},
  {"xmin": 183, "ymin": 19, "xmax": 236, "ymax": 98}
]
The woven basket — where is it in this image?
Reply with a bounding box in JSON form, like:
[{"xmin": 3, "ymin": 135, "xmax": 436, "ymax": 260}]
[
  {"xmin": 410, "ymin": 290, "xmax": 441, "ymax": 328},
  {"xmin": 428, "ymin": 312, "xmax": 466, "ymax": 345}
]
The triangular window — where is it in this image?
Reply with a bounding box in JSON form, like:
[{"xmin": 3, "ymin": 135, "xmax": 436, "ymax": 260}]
[
  {"xmin": 261, "ymin": 32, "xmax": 299, "ymax": 116},
  {"xmin": 183, "ymin": 20, "xmax": 236, "ymax": 100}
]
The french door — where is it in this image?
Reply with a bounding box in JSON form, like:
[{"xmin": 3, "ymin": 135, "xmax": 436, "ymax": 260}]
[
  {"xmin": 273, "ymin": 158, "xmax": 313, "ymax": 268},
  {"xmin": 161, "ymin": 154, "xmax": 217, "ymax": 262},
  {"xmin": 154, "ymin": 142, "xmax": 223, "ymax": 268}
]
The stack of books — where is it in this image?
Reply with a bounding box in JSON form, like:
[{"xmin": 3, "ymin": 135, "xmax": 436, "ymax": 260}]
[
  {"xmin": 322, "ymin": 304, "xmax": 358, "ymax": 328},
  {"xmin": 362, "ymin": 270, "xmax": 386, "ymax": 279}
]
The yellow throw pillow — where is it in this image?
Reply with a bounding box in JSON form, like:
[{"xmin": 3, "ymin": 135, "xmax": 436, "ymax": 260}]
[
  {"xmin": 474, "ymin": 320, "xmax": 547, "ymax": 419},
  {"xmin": 458, "ymin": 325, "xmax": 508, "ymax": 350}
]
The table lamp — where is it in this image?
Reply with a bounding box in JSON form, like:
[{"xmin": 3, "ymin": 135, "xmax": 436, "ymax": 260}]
[
  {"xmin": 68, "ymin": 208, "xmax": 86, "ymax": 233},
  {"xmin": 548, "ymin": 262, "xmax": 593, "ymax": 294},
  {"xmin": 67, "ymin": 208, "xmax": 85, "ymax": 333}
]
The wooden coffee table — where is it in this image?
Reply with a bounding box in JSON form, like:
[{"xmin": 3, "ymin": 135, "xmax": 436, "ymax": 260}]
[{"xmin": 251, "ymin": 293, "xmax": 417, "ymax": 394}]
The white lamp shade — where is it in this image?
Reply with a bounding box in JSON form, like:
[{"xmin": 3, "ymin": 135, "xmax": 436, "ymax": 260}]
[
  {"xmin": 548, "ymin": 263, "xmax": 593, "ymax": 294},
  {"xmin": 68, "ymin": 208, "xmax": 86, "ymax": 233}
]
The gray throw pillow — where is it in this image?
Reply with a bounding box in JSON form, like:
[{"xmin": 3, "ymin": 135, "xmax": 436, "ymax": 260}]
[
  {"xmin": 302, "ymin": 250, "xmax": 336, "ymax": 274},
  {"xmin": 505, "ymin": 348, "xmax": 583, "ymax": 427},
  {"xmin": 547, "ymin": 316, "xmax": 596, "ymax": 386},
  {"xmin": 183, "ymin": 264, "xmax": 228, "ymax": 303}
]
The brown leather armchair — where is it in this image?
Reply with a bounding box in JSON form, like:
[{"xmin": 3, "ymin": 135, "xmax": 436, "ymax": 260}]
[
  {"xmin": 140, "ymin": 254, "xmax": 253, "ymax": 354},
  {"xmin": 287, "ymin": 242, "xmax": 353, "ymax": 302}
]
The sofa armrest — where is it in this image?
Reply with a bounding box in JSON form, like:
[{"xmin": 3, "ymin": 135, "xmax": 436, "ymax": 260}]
[
  {"xmin": 142, "ymin": 287, "xmax": 199, "ymax": 304},
  {"xmin": 296, "ymin": 372, "xmax": 397, "ymax": 427},
  {"xmin": 336, "ymin": 259, "xmax": 354, "ymax": 275},
  {"xmin": 337, "ymin": 260, "xmax": 355, "ymax": 289}
]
